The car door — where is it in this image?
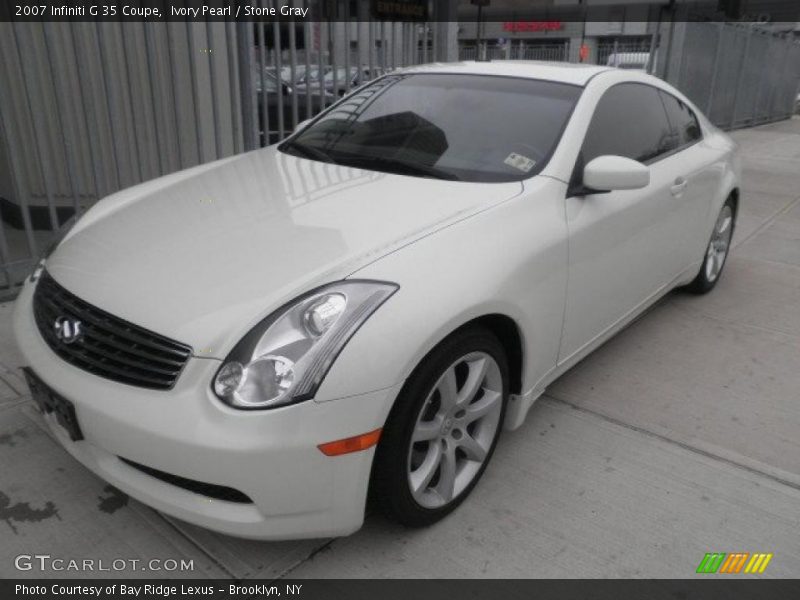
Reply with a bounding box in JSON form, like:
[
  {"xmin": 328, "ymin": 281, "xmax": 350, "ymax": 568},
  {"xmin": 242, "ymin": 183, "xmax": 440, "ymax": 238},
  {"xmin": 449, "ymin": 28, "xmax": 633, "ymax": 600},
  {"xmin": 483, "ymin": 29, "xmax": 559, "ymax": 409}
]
[
  {"xmin": 558, "ymin": 82, "xmax": 686, "ymax": 363},
  {"xmin": 657, "ymin": 90, "xmax": 719, "ymax": 268}
]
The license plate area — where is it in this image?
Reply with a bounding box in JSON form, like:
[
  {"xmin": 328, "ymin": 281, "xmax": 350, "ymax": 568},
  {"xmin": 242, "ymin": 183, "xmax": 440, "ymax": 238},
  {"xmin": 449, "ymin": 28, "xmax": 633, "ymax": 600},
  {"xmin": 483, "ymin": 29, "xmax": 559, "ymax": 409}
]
[{"xmin": 23, "ymin": 367, "xmax": 84, "ymax": 442}]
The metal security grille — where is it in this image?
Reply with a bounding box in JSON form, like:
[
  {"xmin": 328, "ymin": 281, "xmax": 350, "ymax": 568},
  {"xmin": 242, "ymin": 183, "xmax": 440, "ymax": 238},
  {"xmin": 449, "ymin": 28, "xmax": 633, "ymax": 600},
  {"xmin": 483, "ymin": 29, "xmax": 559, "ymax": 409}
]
[
  {"xmin": 1, "ymin": 13, "xmax": 798, "ymax": 301},
  {"xmin": 0, "ymin": 9, "xmax": 447, "ymax": 300},
  {"xmin": 460, "ymin": 41, "xmax": 570, "ymax": 62},
  {"xmin": 665, "ymin": 22, "xmax": 800, "ymax": 130},
  {"xmin": 596, "ymin": 36, "xmax": 653, "ymax": 68},
  {"xmin": 33, "ymin": 271, "xmax": 192, "ymax": 390},
  {"xmin": 0, "ymin": 20, "xmax": 247, "ymax": 299}
]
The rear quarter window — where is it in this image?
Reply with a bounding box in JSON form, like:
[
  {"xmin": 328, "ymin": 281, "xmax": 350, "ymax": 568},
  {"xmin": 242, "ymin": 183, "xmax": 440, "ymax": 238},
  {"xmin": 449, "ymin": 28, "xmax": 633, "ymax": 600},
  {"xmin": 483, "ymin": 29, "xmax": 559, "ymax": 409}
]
[{"xmin": 659, "ymin": 90, "xmax": 703, "ymax": 148}]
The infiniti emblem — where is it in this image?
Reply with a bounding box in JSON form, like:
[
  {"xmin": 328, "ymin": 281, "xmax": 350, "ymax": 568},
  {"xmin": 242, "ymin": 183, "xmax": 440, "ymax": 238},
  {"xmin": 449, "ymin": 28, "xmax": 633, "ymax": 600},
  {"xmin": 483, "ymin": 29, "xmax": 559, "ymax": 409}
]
[{"xmin": 54, "ymin": 316, "xmax": 83, "ymax": 344}]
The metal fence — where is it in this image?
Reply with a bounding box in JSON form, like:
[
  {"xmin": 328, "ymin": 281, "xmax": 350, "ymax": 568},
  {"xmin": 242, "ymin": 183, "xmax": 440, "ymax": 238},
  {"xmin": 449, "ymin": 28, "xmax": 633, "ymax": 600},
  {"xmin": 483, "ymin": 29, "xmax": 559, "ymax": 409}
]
[
  {"xmin": 0, "ymin": 21, "xmax": 248, "ymax": 298},
  {"xmin": 460, "ymin": 41, "xmax": 570, "ymax": 62},
  {"xmin": 1, "ymin": 16, "xmax": 799, "ymax": 299},
  {"xmin": 596, "ymin": 39, "xmax": 654, "ymax": 69},
  {"xmin": 455, "ymin": 23, "xmax": 799, "ymax": 131},
  {"xmin": 663, "ymin": 22, "xmax": 800, "ymax": 130},
  {"xmin": 0, "ymin": 16, "xmax": 440, "ymax": 299}
]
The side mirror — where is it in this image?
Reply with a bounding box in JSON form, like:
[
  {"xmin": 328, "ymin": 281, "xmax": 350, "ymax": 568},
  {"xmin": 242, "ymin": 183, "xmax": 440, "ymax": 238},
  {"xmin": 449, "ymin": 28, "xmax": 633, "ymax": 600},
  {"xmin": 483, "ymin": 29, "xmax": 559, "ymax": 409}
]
[{"xmin": 583, "ymin": 155, "xmax": 650, "ymax": 192}]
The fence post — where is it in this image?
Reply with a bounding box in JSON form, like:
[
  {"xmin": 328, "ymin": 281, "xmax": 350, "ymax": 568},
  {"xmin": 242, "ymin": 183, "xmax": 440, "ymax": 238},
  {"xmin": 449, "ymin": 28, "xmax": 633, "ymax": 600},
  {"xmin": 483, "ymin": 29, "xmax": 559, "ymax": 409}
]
[
  {"xmin": 704, "ymin": 23, "xmax": 725, "ymax": 125},
  {"xmin": 771, "ymin": 38, "xmax": 793, "ymax": 121},
  {"xmin": 0, "ymin": 26, "xmax": 39, "ymax": 261},
  {"xmin": 752, "ymin": 32, "xmax": 772, "ymax": 125},
  {"xmin": 646, "ymin": 26, "xmax": 658, "ymax": 74},
  {"xmin": 288, "ymin": 17, "xmax": 299, "ymax": 128},
  {"xmin": 0, "ymin": 78, "xmax": 37, "ymax": 280},
  {"xmin": 729, "ymin": 25, "xmax": 752, "ymax": 130},
  {"xmin": 303, "ymin": 11, "xmax": 313, "ymax": 120},
  {"xmin": 42, "ymin": 22, "xmax": 84, "ymax": 216},
  {"xmin": 13, "ymin": 23, "xmax": 60, "ymax": 231},
  {"xmin": 368, "ymin": 18, "xmax": 375, "ymax": 75}
]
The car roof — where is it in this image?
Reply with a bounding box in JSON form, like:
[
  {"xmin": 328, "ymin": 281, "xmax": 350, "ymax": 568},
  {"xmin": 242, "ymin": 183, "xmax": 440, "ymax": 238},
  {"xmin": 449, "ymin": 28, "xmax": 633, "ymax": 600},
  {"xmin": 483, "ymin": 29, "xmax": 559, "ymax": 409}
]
[{"xmin": 400, "ymin": 60, "xmax": 612, "ymax": 87}]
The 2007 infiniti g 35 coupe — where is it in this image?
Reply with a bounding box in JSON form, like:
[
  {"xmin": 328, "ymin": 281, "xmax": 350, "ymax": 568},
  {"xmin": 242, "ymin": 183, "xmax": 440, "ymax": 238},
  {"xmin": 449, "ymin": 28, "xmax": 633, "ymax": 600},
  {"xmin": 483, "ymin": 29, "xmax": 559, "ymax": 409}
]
[{"xmin": 14, "ymin": 61, "xmax": 739, "ymax": 539}]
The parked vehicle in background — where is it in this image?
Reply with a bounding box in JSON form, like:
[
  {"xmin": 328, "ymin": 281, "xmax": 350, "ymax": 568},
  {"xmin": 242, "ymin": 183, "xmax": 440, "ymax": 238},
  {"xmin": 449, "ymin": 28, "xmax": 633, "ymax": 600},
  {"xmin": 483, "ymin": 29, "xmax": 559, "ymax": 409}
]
[
  {"xmin": 281, "ymin": 64, "xmax": 332, "ymax": 87},
  {"xmin": 606, "ymin": 51, "xmax": 654, "ymax": 71},
  {"xmin": 253, "ymin": 69, "xmax": 332, "ymax": 144},
  {"xmin": 296, "ymin": 66, "xmax": 390, "ymax": 97}
]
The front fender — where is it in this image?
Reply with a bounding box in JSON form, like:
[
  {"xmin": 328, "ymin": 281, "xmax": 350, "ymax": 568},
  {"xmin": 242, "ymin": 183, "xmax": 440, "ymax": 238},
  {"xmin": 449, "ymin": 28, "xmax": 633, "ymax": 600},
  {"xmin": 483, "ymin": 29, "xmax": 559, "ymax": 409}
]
[{"xmin": 313, "ymin": 177, "xmax": 570, "ymax": 415}]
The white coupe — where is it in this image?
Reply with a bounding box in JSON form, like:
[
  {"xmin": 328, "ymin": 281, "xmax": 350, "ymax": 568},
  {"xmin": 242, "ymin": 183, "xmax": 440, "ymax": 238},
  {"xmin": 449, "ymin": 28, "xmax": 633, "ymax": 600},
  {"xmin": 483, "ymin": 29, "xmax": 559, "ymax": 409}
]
[{"xmin": 14, "ymin": 61, "xmax": 740, "ymax": 539}]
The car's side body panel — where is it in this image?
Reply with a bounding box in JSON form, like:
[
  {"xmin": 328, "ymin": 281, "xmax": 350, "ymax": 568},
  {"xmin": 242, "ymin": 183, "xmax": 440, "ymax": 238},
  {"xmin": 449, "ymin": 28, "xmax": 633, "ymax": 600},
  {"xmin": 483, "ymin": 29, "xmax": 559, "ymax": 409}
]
[
  {"xmin": 557, "ymin": 72, "xmax": 732, "ymax": 361},
  {"xmin": 325, "ymin": 69, "xmax": 740, "ymax": 430},
  {"xmin": 560, "ymin": 161, "xmax": 686, "ymax": 361},
  {"xmin": 320, "ymin": 175, "xmax": 570, "ymax": 404}
]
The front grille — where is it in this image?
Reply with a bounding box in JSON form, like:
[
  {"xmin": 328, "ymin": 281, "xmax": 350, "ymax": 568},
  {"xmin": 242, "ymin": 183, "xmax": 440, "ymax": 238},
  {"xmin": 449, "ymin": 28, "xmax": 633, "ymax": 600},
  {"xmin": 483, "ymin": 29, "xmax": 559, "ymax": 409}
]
[
  {"xmin": 119, "ymin": 457, "xmax": 253, "ymax": 504},
  {"xmin": 33, "ymin": 271, "xmax": 192, "ymax": 390}
]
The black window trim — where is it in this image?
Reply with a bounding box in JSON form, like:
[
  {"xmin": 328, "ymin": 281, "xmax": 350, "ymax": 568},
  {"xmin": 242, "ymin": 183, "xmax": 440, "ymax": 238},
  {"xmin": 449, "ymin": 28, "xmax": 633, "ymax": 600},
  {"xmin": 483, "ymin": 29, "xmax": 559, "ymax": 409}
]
[
  {"xmin": 656, "ymin": 88, "xmax": 704, "ymax": 159},
  {"xmin": 567, "ymin": 81, "xmax": 704, "ymax": 197}
]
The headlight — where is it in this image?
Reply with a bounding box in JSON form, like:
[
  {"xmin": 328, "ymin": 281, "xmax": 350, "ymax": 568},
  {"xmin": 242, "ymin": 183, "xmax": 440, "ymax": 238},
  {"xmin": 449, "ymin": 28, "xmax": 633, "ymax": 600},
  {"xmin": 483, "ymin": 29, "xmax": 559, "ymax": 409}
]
[
  {"xmin": 213, "ymin": 280, "xmax": 398, "ymax": 410},
  {"xmin": 29, "ymin": 213, "xmax": 81, "ymax": 282}
]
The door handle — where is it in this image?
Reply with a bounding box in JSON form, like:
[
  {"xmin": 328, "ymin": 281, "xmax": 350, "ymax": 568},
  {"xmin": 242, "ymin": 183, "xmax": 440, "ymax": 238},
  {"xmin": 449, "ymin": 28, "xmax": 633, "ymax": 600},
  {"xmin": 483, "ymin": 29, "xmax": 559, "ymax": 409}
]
[{"xmin": 670, "ymin": 177, "xmax": 688, "ymax": 196}]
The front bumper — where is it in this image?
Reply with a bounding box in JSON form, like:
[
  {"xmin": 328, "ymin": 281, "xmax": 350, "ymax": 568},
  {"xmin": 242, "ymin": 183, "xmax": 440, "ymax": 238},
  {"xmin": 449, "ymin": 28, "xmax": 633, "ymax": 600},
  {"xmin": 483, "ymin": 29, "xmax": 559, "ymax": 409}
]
[{"xmin": 13, "ymin": 282, "xmax": 400, "ymax": 540}]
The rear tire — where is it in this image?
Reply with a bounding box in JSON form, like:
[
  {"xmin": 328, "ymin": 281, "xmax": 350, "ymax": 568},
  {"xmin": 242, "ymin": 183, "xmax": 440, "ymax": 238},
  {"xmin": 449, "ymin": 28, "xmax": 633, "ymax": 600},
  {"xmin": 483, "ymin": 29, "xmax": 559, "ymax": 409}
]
[
  {"xmin": 372, "ymin": 326, "xmax": 508, "ymax": 527},
  {"xmin": 683, "ymin": 196, "xmax": 736, "ymax": 294}
]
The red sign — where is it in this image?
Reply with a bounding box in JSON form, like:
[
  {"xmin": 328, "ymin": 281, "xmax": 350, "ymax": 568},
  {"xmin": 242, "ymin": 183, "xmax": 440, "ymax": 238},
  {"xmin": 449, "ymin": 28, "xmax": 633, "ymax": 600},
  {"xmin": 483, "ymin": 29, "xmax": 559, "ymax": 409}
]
[
  {"xmin": 502, "ymin": 21, "xmax": 564, "ymax": 33},
  {"xmin": 579, "ymin": 44, "xmax": 589, "ymax": 61}
]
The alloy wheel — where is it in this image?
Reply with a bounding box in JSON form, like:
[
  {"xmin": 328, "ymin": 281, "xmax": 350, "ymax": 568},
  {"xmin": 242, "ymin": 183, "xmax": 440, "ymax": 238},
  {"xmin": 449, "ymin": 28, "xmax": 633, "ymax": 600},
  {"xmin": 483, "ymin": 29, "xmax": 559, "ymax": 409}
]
[
  {"xmin": 407, "ymin": 351, "xmax": 503, "ymax": 509},
  {"xmin": 705, "ymin": 204, "xmax": 733, "ymax": 283}
]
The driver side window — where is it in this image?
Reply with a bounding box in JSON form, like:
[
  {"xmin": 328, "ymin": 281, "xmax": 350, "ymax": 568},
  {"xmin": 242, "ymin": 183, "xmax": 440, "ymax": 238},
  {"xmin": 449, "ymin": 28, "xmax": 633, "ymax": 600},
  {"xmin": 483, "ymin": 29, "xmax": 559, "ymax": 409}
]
[{"xmin": 582, "ymin": 83, "xmax": 676, "ymax": 165}]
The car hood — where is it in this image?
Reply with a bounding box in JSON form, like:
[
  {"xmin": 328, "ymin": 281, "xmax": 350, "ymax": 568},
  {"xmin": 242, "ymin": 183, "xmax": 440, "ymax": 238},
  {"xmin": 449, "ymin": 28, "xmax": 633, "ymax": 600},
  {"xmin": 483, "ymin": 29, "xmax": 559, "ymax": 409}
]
[{"xmin": 46, "ymin": 147, "xmax": 522, "ymax": 357}]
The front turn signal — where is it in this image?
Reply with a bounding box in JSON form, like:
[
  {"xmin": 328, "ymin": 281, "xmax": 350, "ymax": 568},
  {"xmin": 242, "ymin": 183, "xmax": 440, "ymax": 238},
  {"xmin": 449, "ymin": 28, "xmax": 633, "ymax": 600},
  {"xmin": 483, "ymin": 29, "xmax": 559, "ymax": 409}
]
[{"xmin": 317, "ymin": 429, "xmax": 382, "ymax": 457}]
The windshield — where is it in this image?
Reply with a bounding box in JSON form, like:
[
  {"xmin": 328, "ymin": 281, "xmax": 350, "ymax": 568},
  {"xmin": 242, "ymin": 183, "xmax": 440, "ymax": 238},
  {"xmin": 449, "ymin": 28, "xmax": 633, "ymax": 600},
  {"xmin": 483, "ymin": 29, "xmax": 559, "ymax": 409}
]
[{"xmin": 279, "ymin": 73, "xmax": 582, "ymax": 182}]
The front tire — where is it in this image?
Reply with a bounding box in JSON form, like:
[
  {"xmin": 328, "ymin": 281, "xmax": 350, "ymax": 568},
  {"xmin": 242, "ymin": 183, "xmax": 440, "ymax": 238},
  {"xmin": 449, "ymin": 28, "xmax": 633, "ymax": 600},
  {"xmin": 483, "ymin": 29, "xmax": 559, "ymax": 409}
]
[
  {"xmin": 372, "ymin": 326, "xmax": 508, "ymax": 527},
  {"xmin": 683, "ymin": 196, "xmax": 736, "ymax": 294}
]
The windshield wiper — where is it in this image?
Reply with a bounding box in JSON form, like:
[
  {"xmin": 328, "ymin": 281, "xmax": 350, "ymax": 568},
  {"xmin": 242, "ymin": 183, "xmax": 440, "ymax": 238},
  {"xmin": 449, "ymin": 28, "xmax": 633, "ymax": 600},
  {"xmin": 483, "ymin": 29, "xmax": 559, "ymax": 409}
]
[
  {"xmin": 280, "ymin": 140, "xmax": 335, "ymax": 164},
  {"xmin": 334, "ymin": 154, "xmax": 460, "ymax": 181}
]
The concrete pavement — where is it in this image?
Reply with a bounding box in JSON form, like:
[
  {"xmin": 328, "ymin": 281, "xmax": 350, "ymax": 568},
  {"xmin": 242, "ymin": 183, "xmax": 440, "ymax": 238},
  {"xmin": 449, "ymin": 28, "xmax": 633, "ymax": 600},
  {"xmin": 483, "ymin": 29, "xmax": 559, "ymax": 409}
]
[{"xmin": 1, "ymin": 117, "xmax": 799, "ymax": 579}]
